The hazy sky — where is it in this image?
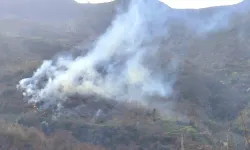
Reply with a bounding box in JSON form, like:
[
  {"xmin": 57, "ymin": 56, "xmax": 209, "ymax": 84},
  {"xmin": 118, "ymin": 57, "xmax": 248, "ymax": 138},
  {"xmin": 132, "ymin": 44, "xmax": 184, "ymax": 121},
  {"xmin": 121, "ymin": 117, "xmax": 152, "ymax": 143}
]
[{"xmin": 74, "ymin": 0, "xmax": 244, "ymax": 9}]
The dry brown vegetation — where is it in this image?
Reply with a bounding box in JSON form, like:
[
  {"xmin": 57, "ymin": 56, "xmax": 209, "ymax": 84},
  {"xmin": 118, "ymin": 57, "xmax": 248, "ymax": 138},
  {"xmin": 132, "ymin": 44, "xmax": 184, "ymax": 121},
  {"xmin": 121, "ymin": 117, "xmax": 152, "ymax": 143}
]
[{"xmin": 0, "ymin": 120, "xmax": 106, "ymax": 150}]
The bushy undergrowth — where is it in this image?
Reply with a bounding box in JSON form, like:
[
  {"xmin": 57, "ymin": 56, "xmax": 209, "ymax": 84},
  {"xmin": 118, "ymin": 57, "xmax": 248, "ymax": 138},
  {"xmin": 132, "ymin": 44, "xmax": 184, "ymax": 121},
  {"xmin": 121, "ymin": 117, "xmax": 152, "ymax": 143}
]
[{"xmin": 0, "ymin": 120, "xmax": 106, "ymax": 150}]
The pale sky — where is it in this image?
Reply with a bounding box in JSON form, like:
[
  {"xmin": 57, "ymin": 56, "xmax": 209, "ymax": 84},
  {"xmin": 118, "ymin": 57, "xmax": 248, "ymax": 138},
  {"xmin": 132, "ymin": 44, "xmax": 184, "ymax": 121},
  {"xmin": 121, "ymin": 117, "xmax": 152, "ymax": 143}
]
[{"xmin": 74, "ymin": 0, "xmax": 244, "ymax": 9}]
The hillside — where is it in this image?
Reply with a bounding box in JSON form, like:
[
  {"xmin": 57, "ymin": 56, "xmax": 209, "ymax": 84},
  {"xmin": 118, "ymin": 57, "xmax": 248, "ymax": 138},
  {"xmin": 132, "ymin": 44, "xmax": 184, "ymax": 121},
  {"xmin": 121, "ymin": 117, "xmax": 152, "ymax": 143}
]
[{"xmin": 0, "ymin": 0, "xmax": 250, "ymax": 150}]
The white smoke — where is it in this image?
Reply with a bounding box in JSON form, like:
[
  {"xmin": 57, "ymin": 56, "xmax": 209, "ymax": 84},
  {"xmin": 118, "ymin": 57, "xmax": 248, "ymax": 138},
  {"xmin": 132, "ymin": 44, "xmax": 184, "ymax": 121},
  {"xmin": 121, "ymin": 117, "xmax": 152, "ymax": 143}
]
[
  {"xmin": 18, "ymin": 0, "xmax": 174, "ymax": 108},
  {"xmin": 18, "ymin": 0, "xmax": 248, "ymax": 110}
]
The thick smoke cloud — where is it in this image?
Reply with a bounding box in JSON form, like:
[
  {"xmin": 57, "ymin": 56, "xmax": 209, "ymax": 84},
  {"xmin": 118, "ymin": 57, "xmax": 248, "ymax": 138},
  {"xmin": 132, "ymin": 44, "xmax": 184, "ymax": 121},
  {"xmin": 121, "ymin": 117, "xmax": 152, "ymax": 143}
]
[{"xmin": 18, "ymin": 0, "xmax": 249, "ymax": 110}]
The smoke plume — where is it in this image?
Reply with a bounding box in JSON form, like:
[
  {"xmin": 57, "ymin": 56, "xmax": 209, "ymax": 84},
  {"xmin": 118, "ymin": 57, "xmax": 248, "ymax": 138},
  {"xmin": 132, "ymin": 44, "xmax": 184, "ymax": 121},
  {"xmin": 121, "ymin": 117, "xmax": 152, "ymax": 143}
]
[{"xmin": 18, "ymin": 0, "xmax": 249, "ymax": 110}]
